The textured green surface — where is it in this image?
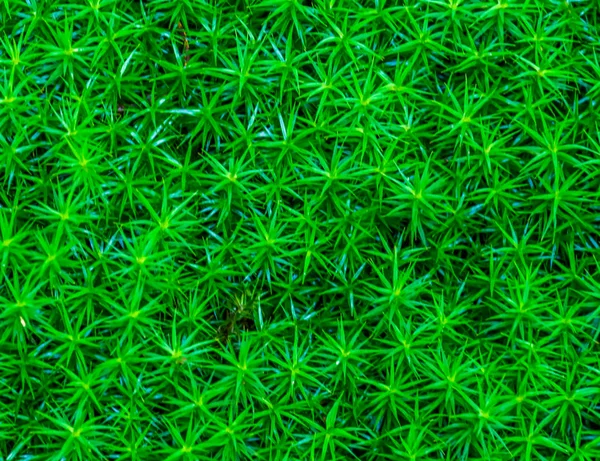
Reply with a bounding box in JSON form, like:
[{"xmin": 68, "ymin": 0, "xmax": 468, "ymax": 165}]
[{"xmin": 1, "ymin": 0, "xmax": 600, "ymax": 459}]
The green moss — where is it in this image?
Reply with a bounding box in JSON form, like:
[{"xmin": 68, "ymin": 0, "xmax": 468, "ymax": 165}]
[{"xmin": 0, "ymin": 0, "xmax": 599, "ymax": 459}]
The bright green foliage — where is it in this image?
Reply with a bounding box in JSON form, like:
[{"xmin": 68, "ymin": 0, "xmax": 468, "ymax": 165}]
[{"xmin": 2, "ymin": 0, "xmax": 600, "ymax": 459}]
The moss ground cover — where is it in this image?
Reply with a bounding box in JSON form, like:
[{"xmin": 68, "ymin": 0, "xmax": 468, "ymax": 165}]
[{"xmin": 1, "ymin": 0, "xmax": 600, "ymax": 459}]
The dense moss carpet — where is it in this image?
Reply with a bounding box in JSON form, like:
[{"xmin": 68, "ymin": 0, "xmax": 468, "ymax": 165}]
[{"xmin": 1, "ymin": 0, "xmax": 600, "ymax": 459}]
